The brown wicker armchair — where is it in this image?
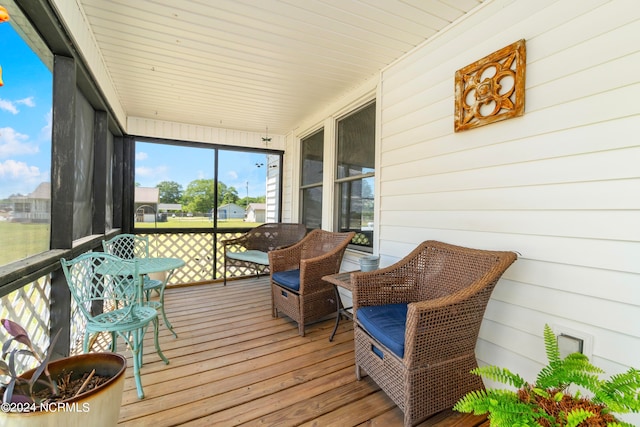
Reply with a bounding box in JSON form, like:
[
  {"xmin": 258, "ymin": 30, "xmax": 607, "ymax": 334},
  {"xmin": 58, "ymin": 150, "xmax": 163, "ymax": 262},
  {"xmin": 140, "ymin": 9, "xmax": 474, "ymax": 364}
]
[
  {"xmin": 269, "ymin": 229, "xmax": 355, "ymax": 336},
  {"xmin": 222, "ymin": 223, "xmax": 307, "ymax": 285},
  {"xmin": 352, "ymin": 240, "xmax": 517, "ymax": 427}
]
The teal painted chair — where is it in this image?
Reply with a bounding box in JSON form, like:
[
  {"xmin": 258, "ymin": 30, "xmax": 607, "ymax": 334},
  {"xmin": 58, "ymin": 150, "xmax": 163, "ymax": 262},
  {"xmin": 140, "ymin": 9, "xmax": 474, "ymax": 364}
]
[
  {"xmin": 102, "ymin": 234, "xmax": 177, "ymax": 338},
  {"xmin": 60, "ymin": 252, "xmax": 168, "ymax": 399}
]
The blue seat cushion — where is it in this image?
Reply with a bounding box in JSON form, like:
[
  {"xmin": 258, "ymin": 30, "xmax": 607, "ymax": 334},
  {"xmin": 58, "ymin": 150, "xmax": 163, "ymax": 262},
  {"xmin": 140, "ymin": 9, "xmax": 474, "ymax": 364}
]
[
  {"xmin": 272, "ymin": 269, "xmax": 301, "ymax": 292},
  {"xmin": 357, "ymin": 303, "xmax": 408, "ymax": 358}
]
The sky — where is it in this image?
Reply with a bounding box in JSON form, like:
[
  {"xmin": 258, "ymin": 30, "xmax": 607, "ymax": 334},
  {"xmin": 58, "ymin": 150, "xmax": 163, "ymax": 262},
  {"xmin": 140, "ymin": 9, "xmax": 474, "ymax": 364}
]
[
  {"xmin": 0, "ymin": 20, "xmax": 52, "ymax": 200},
  {"xmin": 0, "ymin": 17, "xmax": 270, "ymax": 201},
  {"xmin": 135, "ymin": 142, "xmax": 270, "ymax": 199}
]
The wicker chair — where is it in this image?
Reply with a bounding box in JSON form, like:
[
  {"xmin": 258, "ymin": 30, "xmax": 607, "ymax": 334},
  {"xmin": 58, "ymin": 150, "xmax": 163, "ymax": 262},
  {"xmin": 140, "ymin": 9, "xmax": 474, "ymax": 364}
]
[
  {"xmin": 270, "ymin": 229, "xmax": 355, "ymax": 336},
  {"xmin": 352, "ymin": 241, "xmax": 517, "ymax": 427},
  {"xmin": 222, "ymin": 223, "xmax": 307, "ymax": 285}
]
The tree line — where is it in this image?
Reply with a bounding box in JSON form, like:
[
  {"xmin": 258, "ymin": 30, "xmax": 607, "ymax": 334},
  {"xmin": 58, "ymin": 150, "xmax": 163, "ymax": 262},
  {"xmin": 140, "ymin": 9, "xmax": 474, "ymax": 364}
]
[{"xmin": 154, "ymin": 180, "xmax": 265, "ymax": 214}]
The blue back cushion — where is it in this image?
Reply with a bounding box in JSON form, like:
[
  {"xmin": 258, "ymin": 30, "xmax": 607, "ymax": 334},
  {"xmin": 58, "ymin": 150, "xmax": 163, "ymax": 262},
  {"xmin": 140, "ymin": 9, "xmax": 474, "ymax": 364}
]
[
  {"xmin": 357, "ymin": 303, "xmax": 408, "ymax": 358},
  {"xmin": 272, "ymin": 269, "xmax": 301, "ymax": 291}
]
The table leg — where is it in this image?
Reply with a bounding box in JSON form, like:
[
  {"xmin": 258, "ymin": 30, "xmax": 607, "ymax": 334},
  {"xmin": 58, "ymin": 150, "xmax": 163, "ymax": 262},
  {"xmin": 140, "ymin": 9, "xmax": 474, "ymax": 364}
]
[{"xmin": 329, "ymin": 285, "xmax": 342, "ymax": 342}]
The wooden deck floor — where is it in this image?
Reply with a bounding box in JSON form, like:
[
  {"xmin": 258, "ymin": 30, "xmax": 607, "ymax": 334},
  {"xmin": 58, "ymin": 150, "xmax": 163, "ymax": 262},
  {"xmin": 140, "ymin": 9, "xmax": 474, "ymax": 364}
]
[{"xmin": 116, "ymin": 276, "xmax": 489, "ymax": 426}]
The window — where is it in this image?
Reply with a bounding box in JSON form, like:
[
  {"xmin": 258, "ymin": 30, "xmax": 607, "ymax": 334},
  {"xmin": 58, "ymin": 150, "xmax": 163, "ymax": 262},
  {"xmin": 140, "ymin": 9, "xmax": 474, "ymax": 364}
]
[
  {"xmin": 300, "ymin": 129, "xmax": 324, "ymax": 229},
  {"xmin": 134, "ymin": 140, "xmax": 277, "ymax": 229},
  {"xmin": 336, "ymin": 102, "xmax": 375, "ymax": 251},
  {"xmin": 0, "ymin": 3, "xmax": 53, "ymax": 266}
]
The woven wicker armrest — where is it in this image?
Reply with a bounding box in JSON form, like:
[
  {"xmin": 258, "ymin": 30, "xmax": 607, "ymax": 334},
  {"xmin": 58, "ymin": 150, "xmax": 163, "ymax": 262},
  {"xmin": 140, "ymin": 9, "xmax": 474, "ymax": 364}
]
[
  {"xmin": 297, "ymin": 252, "xmax": 345, "ymax": 293},
  {"xmin": 268, "ymin": 241, "xmax": 303, "ymax": 272},
  {"xmin": 402, "ymin": 292, "xmax": 481, "ymax": 365}
]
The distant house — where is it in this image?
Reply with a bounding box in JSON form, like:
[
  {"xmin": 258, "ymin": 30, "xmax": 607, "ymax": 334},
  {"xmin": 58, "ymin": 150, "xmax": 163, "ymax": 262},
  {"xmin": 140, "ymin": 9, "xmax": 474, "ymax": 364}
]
[
  {"xmin": 158, "ymin": 203, "xmax": 182, "ymax": 213},
  {"xmin": 134, "ymin": 187, "xmax": 159, "ymax": 222},
  {"xmin": 217, "ymin": 203, "xmax": 245, "ymax": 220},
  {"xmin": 9, "ymin": 182, "xmax": 50, "ymax": 223},
  {"xmin": 245, "ymin": 203, "xmax": 266, "ymax": 223}
]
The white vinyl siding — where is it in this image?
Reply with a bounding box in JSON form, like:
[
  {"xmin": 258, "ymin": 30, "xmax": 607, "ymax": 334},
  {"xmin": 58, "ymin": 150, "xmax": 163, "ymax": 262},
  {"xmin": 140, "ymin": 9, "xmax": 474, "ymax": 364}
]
[{"xmin": 288, "ymin": 0, "xmax": 639, "ymax": 424}]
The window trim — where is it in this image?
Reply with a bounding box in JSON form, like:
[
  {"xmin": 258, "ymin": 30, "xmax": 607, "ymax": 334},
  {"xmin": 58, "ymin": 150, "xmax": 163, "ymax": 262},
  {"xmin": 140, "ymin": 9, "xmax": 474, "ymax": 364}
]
[{"xmin": 333, "ymin": 100, "xmax": 376, "ymax": 252}]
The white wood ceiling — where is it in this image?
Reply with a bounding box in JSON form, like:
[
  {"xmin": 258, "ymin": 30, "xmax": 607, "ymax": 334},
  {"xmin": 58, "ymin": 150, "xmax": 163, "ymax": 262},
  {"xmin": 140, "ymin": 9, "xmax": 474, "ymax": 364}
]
[{"xmin": 75, "ymin": 0, "xmax": 483, "ymax": 135}]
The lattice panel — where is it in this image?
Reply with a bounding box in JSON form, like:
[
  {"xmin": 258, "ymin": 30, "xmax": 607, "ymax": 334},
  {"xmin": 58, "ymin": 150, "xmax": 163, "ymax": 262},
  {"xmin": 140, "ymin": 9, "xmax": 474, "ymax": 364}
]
[
  {"xmin": 140, "ymin": 232, "xmax": 267, "ymax": 285},
  {"xmin": 144, "ymin": 232, "xmax": 215, "ymax": 284},
  {"xmin": 0, "ymin": 275, "xmax": 51, "ymax": 374},
  {"xmin": 69, "ymin": 295, "xmax": 91, "ymax": 355}
]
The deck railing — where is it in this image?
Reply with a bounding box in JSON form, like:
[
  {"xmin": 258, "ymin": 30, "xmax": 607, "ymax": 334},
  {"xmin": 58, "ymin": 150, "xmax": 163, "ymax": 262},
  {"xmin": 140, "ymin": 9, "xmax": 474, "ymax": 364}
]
[
  {"xmin": 0, "ymin": 229, "xmax": 262, "ymax": 367},
  {"xmin": 139, "ymin": 230, "xmax": 262, "ymax": 285}
]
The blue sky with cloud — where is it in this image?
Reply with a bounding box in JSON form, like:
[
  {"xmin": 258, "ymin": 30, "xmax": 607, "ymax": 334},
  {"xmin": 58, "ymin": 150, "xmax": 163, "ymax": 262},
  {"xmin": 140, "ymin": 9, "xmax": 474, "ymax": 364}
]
[{"xmin": 0, "ymin": 22, "xmax": 52, "ymax": 199}]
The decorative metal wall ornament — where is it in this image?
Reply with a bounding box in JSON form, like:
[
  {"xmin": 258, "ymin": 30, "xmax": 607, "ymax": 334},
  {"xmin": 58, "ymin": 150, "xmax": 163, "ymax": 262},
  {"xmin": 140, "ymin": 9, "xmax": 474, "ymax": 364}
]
[{"xmin": 454, "ymin": 39, "xmax": 526, "ymax": 132}]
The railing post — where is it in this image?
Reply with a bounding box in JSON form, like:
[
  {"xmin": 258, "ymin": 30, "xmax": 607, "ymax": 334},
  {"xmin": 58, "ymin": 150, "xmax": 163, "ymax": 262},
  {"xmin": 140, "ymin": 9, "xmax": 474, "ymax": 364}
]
[{"xmin": 50, "ymin": 269, "xmax": 71, "ymax": 359}]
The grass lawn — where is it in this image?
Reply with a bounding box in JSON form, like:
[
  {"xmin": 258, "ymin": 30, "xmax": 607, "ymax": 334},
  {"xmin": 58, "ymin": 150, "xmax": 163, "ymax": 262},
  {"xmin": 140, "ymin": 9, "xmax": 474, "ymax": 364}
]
[
  {"xmin": 134, "ymin": 217, "xmax": 262, "ymax": 228},
  {"xmin": 0, "ymin": 221, "xmax": 50, "ymax": 266},
  {"xmin": 1, "ymin": 219, "xmax": 263, "ymax": 265}
]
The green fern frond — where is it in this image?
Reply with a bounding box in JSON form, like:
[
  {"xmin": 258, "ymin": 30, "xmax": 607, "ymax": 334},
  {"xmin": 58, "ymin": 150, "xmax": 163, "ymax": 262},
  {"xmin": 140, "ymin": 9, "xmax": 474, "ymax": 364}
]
[
  {"xmin": 536, "ymin": 361, "xmax": 565, "ymax": 390},
  {"xmin": 606, "ymin": 422, "xmax": 636, "ymax": 427},
  {"xmin": 531, "ymin": 387, "xmax": 550, "ymax": 399},
  {"xmin": 543, "ymin": 324, "xmax": 560, "ymax": 364},
  {"xmin": 564, "ymin": 408, "xmax": 595, "ymax": 427},
  {"xmin": 454, "ymin": 389, "xmax": 514, "ymax": 414},
  {"xmin": 563, "ymin": 372, "xmax": 604, "ymax": 394},
  {"xmin": 455, "ymin": 388, "xmax": 542, "ymax": 427},
  {"xmin": 536, "ymin": 355, "xmax": 603, "ymax": 392},
  {"xmin": 487, "ymin": 409, "xmax": 541, "ymax": 427},
  {"xmin": 472, "ymin": 365, "xmax": 527, "ymax": 388},
  {"xmin": 563, "ymin": 352, "xmax": 603, "ymax": 373},
  {"xmin": 595, "ymin": 368, "xmax": 640, "ymax": 412}
]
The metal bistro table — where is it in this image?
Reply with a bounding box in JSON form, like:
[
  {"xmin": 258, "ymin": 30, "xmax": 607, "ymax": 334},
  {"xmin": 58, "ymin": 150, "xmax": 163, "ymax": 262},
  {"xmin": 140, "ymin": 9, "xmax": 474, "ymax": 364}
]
[
  {"xmin": 122, "ymin": 257, "xmax": 185, "ymax": 338},
  {"xmin": 322, "ymin": 271, "xmax": 359, "ymax": 342}
]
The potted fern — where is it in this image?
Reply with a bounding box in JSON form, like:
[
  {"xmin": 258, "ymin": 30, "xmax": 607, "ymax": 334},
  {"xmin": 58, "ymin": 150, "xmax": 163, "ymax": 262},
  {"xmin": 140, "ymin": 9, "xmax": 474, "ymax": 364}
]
[
  {"xmin": 0, "ymin": 319, "xmax": 126, "ymax": 427},
  {"xmin": 454, "ymin": 324, "xmax": 640, "ymax": 427}
]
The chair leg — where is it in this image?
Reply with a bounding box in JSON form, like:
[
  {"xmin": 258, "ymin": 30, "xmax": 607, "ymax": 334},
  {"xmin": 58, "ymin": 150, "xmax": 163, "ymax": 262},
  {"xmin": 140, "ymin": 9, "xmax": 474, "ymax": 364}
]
[
  {"xmin": 152, "ymin": 317, "xmax": 169, "ymax": 365},
  {"xmin": 158, "ymin": 286, "xmax": 178, "ymax": 338},
  {"xmin": 110, "ymin": 332, "xmax": 117, "ymax": 352},
  {"xmin": 129, "ymin": 328, "xmax": 145, "ymax": 399},
  {"xmin": 82, "ymin": 332, "xmax": 90, "ymax": 353},
  {"xmin": 223, "ymin": 257, "xmax": 228, "ymax": 286}
]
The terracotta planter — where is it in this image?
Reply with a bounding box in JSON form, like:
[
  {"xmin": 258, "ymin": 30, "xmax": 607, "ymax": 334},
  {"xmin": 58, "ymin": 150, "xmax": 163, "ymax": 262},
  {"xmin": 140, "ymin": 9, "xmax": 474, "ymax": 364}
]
[{"xmin": 0, "ymin": 352, "xmax": 126, "ymax": 427}]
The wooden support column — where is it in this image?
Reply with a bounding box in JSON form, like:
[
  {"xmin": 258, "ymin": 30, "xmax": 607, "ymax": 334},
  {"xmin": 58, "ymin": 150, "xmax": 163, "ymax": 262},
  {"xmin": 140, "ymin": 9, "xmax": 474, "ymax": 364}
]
[{"xmin": 50, "ymin": 55, "xmax": 75, "ymax": 358}]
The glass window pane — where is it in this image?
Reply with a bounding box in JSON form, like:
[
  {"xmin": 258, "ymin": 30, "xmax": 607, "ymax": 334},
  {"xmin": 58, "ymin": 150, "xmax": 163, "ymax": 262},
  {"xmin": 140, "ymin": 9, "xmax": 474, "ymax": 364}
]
[
  {"xmin": 218, "ymin": 149, "xmax": 268, "ymax": 226},
  {"xmin": 134, "ymin": 141, "xmax": 271, "ymax": 229},
  {"xmin": 301, "ymin": 129, "xmax": 323, "ymax": 186},
  {"xmin": 301, "ymin": 187, "xmax": 323, "ymax": 230},
  {"xmin": 135, "ymin": 141, "xmax": 215, "ymax": 228},
  {"xmin": 337, "ymin": 102, "xmax": 375, "ymax": 179},
  {"xmin": 338, "ymin": 177, "xmax": 374, "ymax": 249},
  {"xmin": 0, "ymin": 5, "xmax": 53, "ymax": 266}
]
